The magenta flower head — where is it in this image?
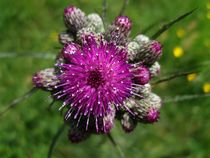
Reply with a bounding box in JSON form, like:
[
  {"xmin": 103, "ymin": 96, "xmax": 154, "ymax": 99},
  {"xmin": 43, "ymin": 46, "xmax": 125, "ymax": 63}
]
[
  {"xmin": 55, "ymin": 35, "xmax": 133, "ymax": 132},
  {"xmin": 32, "ymin": 4, "xmax": 164, "ymax": 143}
]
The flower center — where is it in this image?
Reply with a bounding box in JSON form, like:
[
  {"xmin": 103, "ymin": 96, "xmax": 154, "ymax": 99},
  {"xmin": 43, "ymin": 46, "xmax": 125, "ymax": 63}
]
[{"xmin": 87, "ymin": 69, "xmax": 105, "ymax": 88}]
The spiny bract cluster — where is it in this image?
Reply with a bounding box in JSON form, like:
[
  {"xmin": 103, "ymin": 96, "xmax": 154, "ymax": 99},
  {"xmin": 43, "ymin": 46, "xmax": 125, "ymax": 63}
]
[{"xmin": 32, "ymin": 5, "xmax": 163, "ymax": 143}]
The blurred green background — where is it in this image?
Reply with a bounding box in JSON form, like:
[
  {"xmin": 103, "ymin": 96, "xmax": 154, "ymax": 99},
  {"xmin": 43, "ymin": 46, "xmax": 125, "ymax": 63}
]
[{"xmin": 0, "ymin": 0, "xmax": 210, "ymax": 157}]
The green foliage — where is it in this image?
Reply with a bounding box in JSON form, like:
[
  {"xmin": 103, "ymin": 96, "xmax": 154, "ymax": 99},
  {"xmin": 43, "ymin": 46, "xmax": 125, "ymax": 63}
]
[{"xmin": 0, "ymin": 0, "xmax": 210, "ymax": 157}]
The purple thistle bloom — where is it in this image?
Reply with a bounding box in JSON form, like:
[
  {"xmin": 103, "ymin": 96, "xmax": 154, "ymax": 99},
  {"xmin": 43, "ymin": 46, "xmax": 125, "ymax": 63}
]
[
  {"xmin": 55, "ymin": 35, "xmax": 134, "ymax": 131},
  {"xmin": 32, "ymin": 4, "xmax": 164, "ymax": 139}
]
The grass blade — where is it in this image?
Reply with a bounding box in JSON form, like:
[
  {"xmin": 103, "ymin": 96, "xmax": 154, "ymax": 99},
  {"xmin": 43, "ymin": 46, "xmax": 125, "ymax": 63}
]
[
  {"xmin": 0, "ymin": 52, "xmax": 56, "ymax": 59},
  {"xmin": 163, "ymin": 93, "xmax": 210, "ymax": 103},
  {"xmin": 102, "ymin": 0, "xmax": 107, "ymax": 23},
  {"xmin": 142, "ymin": 18, "xmax": 166, "ymax": 34},
  {"xmin": 152, "ymin": 70, "xmax": 199, "ymax": 85},
  {"xmin": 151, "ymin": 8, "xmax": 197, "ymax": 39}
]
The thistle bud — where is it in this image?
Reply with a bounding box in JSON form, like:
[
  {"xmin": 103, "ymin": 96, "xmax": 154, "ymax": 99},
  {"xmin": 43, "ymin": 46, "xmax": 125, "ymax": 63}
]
[
  {"xmin": 125, "ymin": 93, "xmax": 162, "ymax": 123},
  {"xmin": 133, "ymin": 66, "xmax": 150, "ymax": 85},
  {"xmin": 105, "ymin": 16, "xmax": 132, "ymax": 46},
  {"xmin": 146, "ymin": 108, "xmax": 160, "ymax": 123},
  {"xmin": 134, "ymin": 84, "xmax": 152, "ymax": 97},
  {"xmin": 55, "ymin": 53, "xmax": 65, "ymax": 72},
  {"xmin": 87, "ymin": 13, "xmax": 105, "ymax": 33},
  {"xmin": 131, "ymin": 38, "xmax": 162, "ymax": 65},
  {"xmin": 134, "ymin": 34, "xmax": 150, "ymax": 44},
  {"xmin": 149, "ymin": 62, "xmax": 161, "ymax": 78},
  {"xmin": 64, "ymin": 6, "xmax": 86, "ymax": 32},
  {"xmin": 61, "ymin": 43, "xmax": 80, "ymax": 62},
  {"xmin": 127, "ymin": 41, "xmax": 140, "ymax": 61},
  {"xmin": 58, "ymin": 31, "xmax": 74, "ymax": 45},
  {"xmin": 76, "ymin": 26, "xmax": 95, "ymax": 42},
  {"xmin": 121, "ymin": 113, "xmax": 137, "ymax": 133},
  {"xmin": 114, "ymin": 16, "xmax": 132, "ymax": 32},
  {"xmin": 68, "ymin": 126, "xmax": 90, "ymax": 143},
  {"xmin": 32, "ymin": 68, "xmax": 59, "ymax": 91}
]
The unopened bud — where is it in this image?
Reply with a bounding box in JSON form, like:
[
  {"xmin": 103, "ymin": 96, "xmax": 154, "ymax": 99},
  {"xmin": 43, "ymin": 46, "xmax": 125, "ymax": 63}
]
[
  {"xmin": 121, "ymin": 113, "xmax": 137, "ymax": 133},
  {"xmin": 125, "ymin": 93, "xmax": 162, "ymax": 123},
  {"xmin": 133, "ymin": 66, "xmax": 150, "ymax": 85},
  {"xmin": 87, "ymin": 13, "xmax": 105, "ymax": 33},
  {"xmin": 59, "ymin": 31, "xmax": 74, "ymax": 45},
  {"xmin": 64, "ymin": 6, "xmax": 86, "ymax": 32},
  {"xmin": 149, "ymin": 62, "xmax": 161, "ymax": 78},
  {"xmin": 105, "ymin": 16, "xmax": 132, "ymax": 46},
  {"xmin": 32, "ymin": 68, "xmax": 59, "ymax": 91}
]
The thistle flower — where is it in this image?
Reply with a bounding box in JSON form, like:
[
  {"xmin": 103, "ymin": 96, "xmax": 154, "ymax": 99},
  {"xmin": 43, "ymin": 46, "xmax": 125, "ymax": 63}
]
[
  {"xmin": 55, "ymin": 35, "xmax": 133, "ymax": 132},
  {"xmin": 32, "ymin": 4, "xmax": 164, "ymax": 141},
  {"xmin": 0, "ymin": 2, "xmax": 196, "ymax": 155}
]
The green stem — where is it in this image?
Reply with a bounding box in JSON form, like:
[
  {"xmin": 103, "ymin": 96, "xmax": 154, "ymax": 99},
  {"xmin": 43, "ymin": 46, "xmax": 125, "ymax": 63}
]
[
  {"xmin": 47, "ymin": 124, "xmax": 66, "ymax": 158},
  {"xmin": 107, "ymin": 133, "xmax": 125, "ymax": 158},
  {"xmin": 0, "ymin": 87, "xmax": 37, "ymax": 117}
]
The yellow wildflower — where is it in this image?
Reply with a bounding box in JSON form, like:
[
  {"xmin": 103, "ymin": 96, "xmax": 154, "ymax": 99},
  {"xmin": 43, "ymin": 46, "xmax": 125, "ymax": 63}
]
[
  {"xmin": 203, "ymin": 83, "xmax": 210, "ymax": 93},
  {"xmin": 187, "ymin": 73, "xmax": 197, "ymax": 81},
  {"xmin": 173, "ymin": 46, "xmax": 184, "ymax": 58}
]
